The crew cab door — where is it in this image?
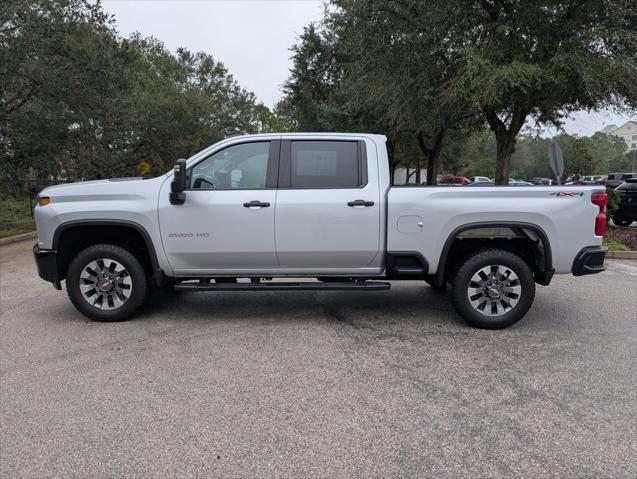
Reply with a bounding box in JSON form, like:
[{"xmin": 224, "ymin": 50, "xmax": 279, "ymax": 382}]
[
  {"xmin": 158, "ymin": 140, "xmax": 280, "ymax": 274},
  {"xmin": 274, "ymin": 138, "xmax": 382, "ymax": 272}
]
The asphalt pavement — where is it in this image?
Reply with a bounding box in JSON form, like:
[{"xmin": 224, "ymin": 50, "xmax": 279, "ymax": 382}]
[{"xmin": 1, "ymin": 240, "xmax": 636, "ymax": 478}]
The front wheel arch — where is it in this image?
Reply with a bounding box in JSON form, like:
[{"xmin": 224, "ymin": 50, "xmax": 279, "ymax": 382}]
[{"xmin": 52, "ymin": 220, "xmax": 163, "ymax": 284}]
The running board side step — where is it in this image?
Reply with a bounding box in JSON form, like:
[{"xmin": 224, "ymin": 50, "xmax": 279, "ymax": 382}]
[{"xmin": 173, "ymin": 280, "xmax": 391, "ymax": 292}]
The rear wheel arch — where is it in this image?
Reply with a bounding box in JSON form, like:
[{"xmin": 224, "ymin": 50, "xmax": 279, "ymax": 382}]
[{"xmin": 434, "ymin": 221, "xmax": 553, "ymax": 287}]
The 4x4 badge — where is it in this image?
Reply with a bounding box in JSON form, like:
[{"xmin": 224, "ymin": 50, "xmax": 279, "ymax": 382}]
[{"xmin": 549, "ymin": 192, "xmax": 584, "ymax": 197}]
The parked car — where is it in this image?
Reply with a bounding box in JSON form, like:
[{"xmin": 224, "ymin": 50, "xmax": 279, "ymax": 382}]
[
  {"xmin": 567, "ymin": 176, "xmax": 609, "ymax": 186},
  {"xmin": 595, "ymin": 176, "xmax": 608, "ymax": 186},
  {"xmin": 613, "ymin": 178, "xmax": 637, "ymax": 226},
  {"xmin": 466, "ymin": 180, "xmax": 532, "ymax": 187},
  {"xmin": 566, "ymin": 179, "xmax": 595, "ymax": 186},
  {"xmin": 529, "ymin": 177, "xmax": 555, "ymax": 185},
  {"xmin": 438, "ymin": 175, "xmax": 471, "ymax": 186},
  {"xmin": 581, "ymin": 175, "xmax": 606, "ymax": 183},
  {"xmin": 607, "ymin": 172, "xmax": 637, "ymax": 189},
  {"xmin": 469, "ymin": 176, "xmax": 492, "ymax": 183},
  {"xmin": 33, "ymin": 133, "xmax": 608, "ymax": 329},
  {"xmin": 509, "ymin": 179, "xmax": 534, "ymax": 186},
  {"xmin": 466, "ymin": 181, "xmax": 495, "ymax": 186}
]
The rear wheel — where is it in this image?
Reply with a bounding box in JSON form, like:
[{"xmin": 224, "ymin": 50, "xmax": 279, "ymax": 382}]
[
  {"xmin": 613, "ymin": 215, "xmax": 633, "ymax": 227},
  {"xmin": 451, "ymin": 249, "xmax": 535, "ymax": 329},
  {"xmin": 66, "ymin": 244, "xmax": 148, "ymax": 321}
]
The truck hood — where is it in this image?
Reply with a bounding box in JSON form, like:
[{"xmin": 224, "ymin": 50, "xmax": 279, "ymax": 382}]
[{"xmin": 39, "ymin": 176, "xmax": 166, "ymax": 201}]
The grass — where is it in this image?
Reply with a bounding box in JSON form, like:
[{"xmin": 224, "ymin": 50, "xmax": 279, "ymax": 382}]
[
  {"xmin": 603, "ymin": 238, "xmax": 629, "ymax": 251},
  {"xmin": 0, "ymin": 198, "xmax": 36, "ymax": 238}
]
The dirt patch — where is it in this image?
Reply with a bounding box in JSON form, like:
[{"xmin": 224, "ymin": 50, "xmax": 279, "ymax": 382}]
[{"xmin": 606, "ymin": 225, "xmax": 637, "ymax": 250}]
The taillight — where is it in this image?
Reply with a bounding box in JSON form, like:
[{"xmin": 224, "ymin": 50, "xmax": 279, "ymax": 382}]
[{"xmin": 591, "ymin": 192, "xmax": 607, "ymax": 236}]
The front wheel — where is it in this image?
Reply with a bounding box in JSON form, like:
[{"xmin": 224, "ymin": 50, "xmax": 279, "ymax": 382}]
[
  {"xmin": 66, "ymin": 244, "xmax": 148, "ymax": 321},
  {"xmin": 450, "ymin": 249, "xmax": 535, "ymax": 329}
]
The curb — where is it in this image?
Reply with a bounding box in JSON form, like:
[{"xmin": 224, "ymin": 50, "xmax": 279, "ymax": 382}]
[
  {"xmin": 0, "ymin": 231, "xmax": 37, "ymax": 246},
  {"xmin": 606, "ymin": 250, "xmax": 637, "ymax": 260}
]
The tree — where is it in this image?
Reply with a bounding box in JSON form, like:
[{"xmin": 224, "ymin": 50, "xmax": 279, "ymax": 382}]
[
  {"xmin": 585, "ymin": 132, "xmax": 631, "ymax": 173},
  {"xmin": 281, "ymin": 2, "xmax": 481, "ymax": 184},
  {"xmin": 328, "ymin": 0, "xmax": 481, "ymax": 184},
  {"xmin": 441, "ymin": 0, "xmax": 637, "ymax": 183},
  {"xmin": 559, "ymin": 135, "xmax": 595, "ymax": 177},
  {"xmin": 0, "ymin": 0, "xmax": 274, "ymax": 193},
  {"xmin": 280, "ymin": 23, "xmax": 413, "ymax": 177}
]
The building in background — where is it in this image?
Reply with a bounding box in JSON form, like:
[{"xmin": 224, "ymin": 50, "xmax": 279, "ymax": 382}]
[{"xmin": 599, "ymin": 121, "xmax": 637, "ymax": 152}]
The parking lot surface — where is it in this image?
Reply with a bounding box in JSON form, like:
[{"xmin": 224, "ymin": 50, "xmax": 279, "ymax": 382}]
[{"xmin": 1, "ymin": 240, "xmax": 636, "ymax": 478}]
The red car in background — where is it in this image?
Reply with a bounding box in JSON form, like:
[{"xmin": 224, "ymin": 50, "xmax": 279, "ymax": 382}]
[{"xmin": 438, "ymin": 175, "xmax": 471, "ymax": 186}]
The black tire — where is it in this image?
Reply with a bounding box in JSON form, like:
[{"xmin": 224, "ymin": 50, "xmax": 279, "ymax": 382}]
[
  {"xmin": 66, "ymin": 244, "xmax": 148, "ymax": 322},
  {"xmin": 425, "ymin": 276, "xmax": 446, "ymax": 290},
  {"xmin": 613, "ymin": 215, "xmax": 633, "ymax": 227},
  {"xmin": 450, "ymin": 249, "xmax": 535, "ymax": 329}
]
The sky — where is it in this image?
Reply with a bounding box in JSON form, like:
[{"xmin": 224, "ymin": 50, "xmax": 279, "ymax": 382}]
[{"xmin": 101, "ymin": 0, "xmax": 634, "ymax": 138}]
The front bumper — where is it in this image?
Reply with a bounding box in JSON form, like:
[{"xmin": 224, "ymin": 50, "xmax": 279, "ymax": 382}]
[
  {"xmin": 33, "ymin": 244, "xmax": 62, "ymax": 289},
  {"xmin": 572, "ymin": 246, "xmax": 607, "ymax": 276}
]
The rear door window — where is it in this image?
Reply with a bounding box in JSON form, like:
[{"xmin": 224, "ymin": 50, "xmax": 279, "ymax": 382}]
[{"xmin": 284, "ymin": 141, "xmax": 363, "ymax": 188}]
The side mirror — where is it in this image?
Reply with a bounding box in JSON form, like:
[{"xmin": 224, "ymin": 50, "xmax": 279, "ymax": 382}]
[{"xmin": 170, "ymin": 158, "xmax": 187, "ymax": 205}]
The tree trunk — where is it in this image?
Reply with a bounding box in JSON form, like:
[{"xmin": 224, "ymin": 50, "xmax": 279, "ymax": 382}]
[
  {"xmin": 415, "ymin": 157, "xmax": 421, "ymax": 184},
  {"xmin": 494, "ymin": 132, "xmax": 515, "ymax": 185},
  {"xmin": 416, "ymin": 128, "xmax": 445, "ymax": 186},
  {"xmin": 483, "ymin": 106, "xmax": 528, "ymax": 185}
]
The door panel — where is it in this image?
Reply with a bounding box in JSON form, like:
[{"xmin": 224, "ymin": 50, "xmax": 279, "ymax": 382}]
[
  {"xmin": 158, "ymin": 188, "xmax": 277, "ymax": 273},
  {"xmin": 275, "ymin": 188, "xmax": 380, "ymax": 268},
  {"xmin": 274, "ymin": 139, "xmax": 381, "ymax": 271},
  {"xmin": 157, "ymin": 140, "xmax": 279, "ymax": 274}
]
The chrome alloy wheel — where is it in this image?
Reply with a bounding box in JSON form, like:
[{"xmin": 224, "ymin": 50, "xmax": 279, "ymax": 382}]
[
  {"xmin": 79, "ymin": 258, "xmax": 132, "ymax": 310},
  {"xmin": 467, "ymin": 264, "xmax": 521, "ymax": 317}
]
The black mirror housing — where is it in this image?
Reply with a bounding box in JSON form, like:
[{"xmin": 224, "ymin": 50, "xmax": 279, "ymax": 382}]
[{"xmin": 170, "ymin": 158, "xmax": 187, "ymax": 205}]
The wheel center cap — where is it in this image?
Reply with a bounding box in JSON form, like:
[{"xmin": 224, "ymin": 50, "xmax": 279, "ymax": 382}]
[
  {"xmin": 487, "ymin": 286, "xmax": 502, "ymax": 298},
  {"xmin": 98, "ymin": 279, "xmax": 112, "ymax": 291}
]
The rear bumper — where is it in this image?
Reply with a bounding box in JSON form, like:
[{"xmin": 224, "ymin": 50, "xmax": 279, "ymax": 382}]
[
  {"xmin": 33, "ymin": 244, "xmax": 62, "ymax": 289},
  {"xmin": 572, "ymin": 246, "xmax": 607, "ymax": 276}
]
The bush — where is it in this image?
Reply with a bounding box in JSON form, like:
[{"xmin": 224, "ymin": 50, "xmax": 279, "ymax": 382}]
[
  {"xmin": 0, "ymin": 198, "xmax": 35, "ymax": 238},
  {"xmin": 606, "ymin": 186, "xmax": 620, "ymax": 223}
]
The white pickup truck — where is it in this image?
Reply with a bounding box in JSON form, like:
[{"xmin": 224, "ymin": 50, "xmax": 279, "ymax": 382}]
[{"xmin": 33, "ymin": 133, "xmax": 608, "ymax": 328}]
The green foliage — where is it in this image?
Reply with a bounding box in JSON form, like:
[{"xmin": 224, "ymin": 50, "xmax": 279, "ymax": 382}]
[
  {"xmin": 443, "ymin": 0, "xmax": 636, "ymax": 183},
  {"xmin": 0, "ymin": 0, "xmax": 278, "ymax": 195},
  {"xmin": 281, "ymin": 0, "xmax": 637, "ymax": 184},
  {"xmin": 603, "ymin": 238, "xmax": 628, "ymax": 251},
  {"xmin": 438, "ymin": 129, "xmax": 634, "ymax": 180},
  {"xmin": 606, "ymin": 186, "xmax": 620, "ymax": 223},
  {"xmin": 0, "ymin": 198, "xmax": 35, "ymax": 238},
  {"xmin": 280, "ymin": 2, "xmax": 481, "ymax": 183}
]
